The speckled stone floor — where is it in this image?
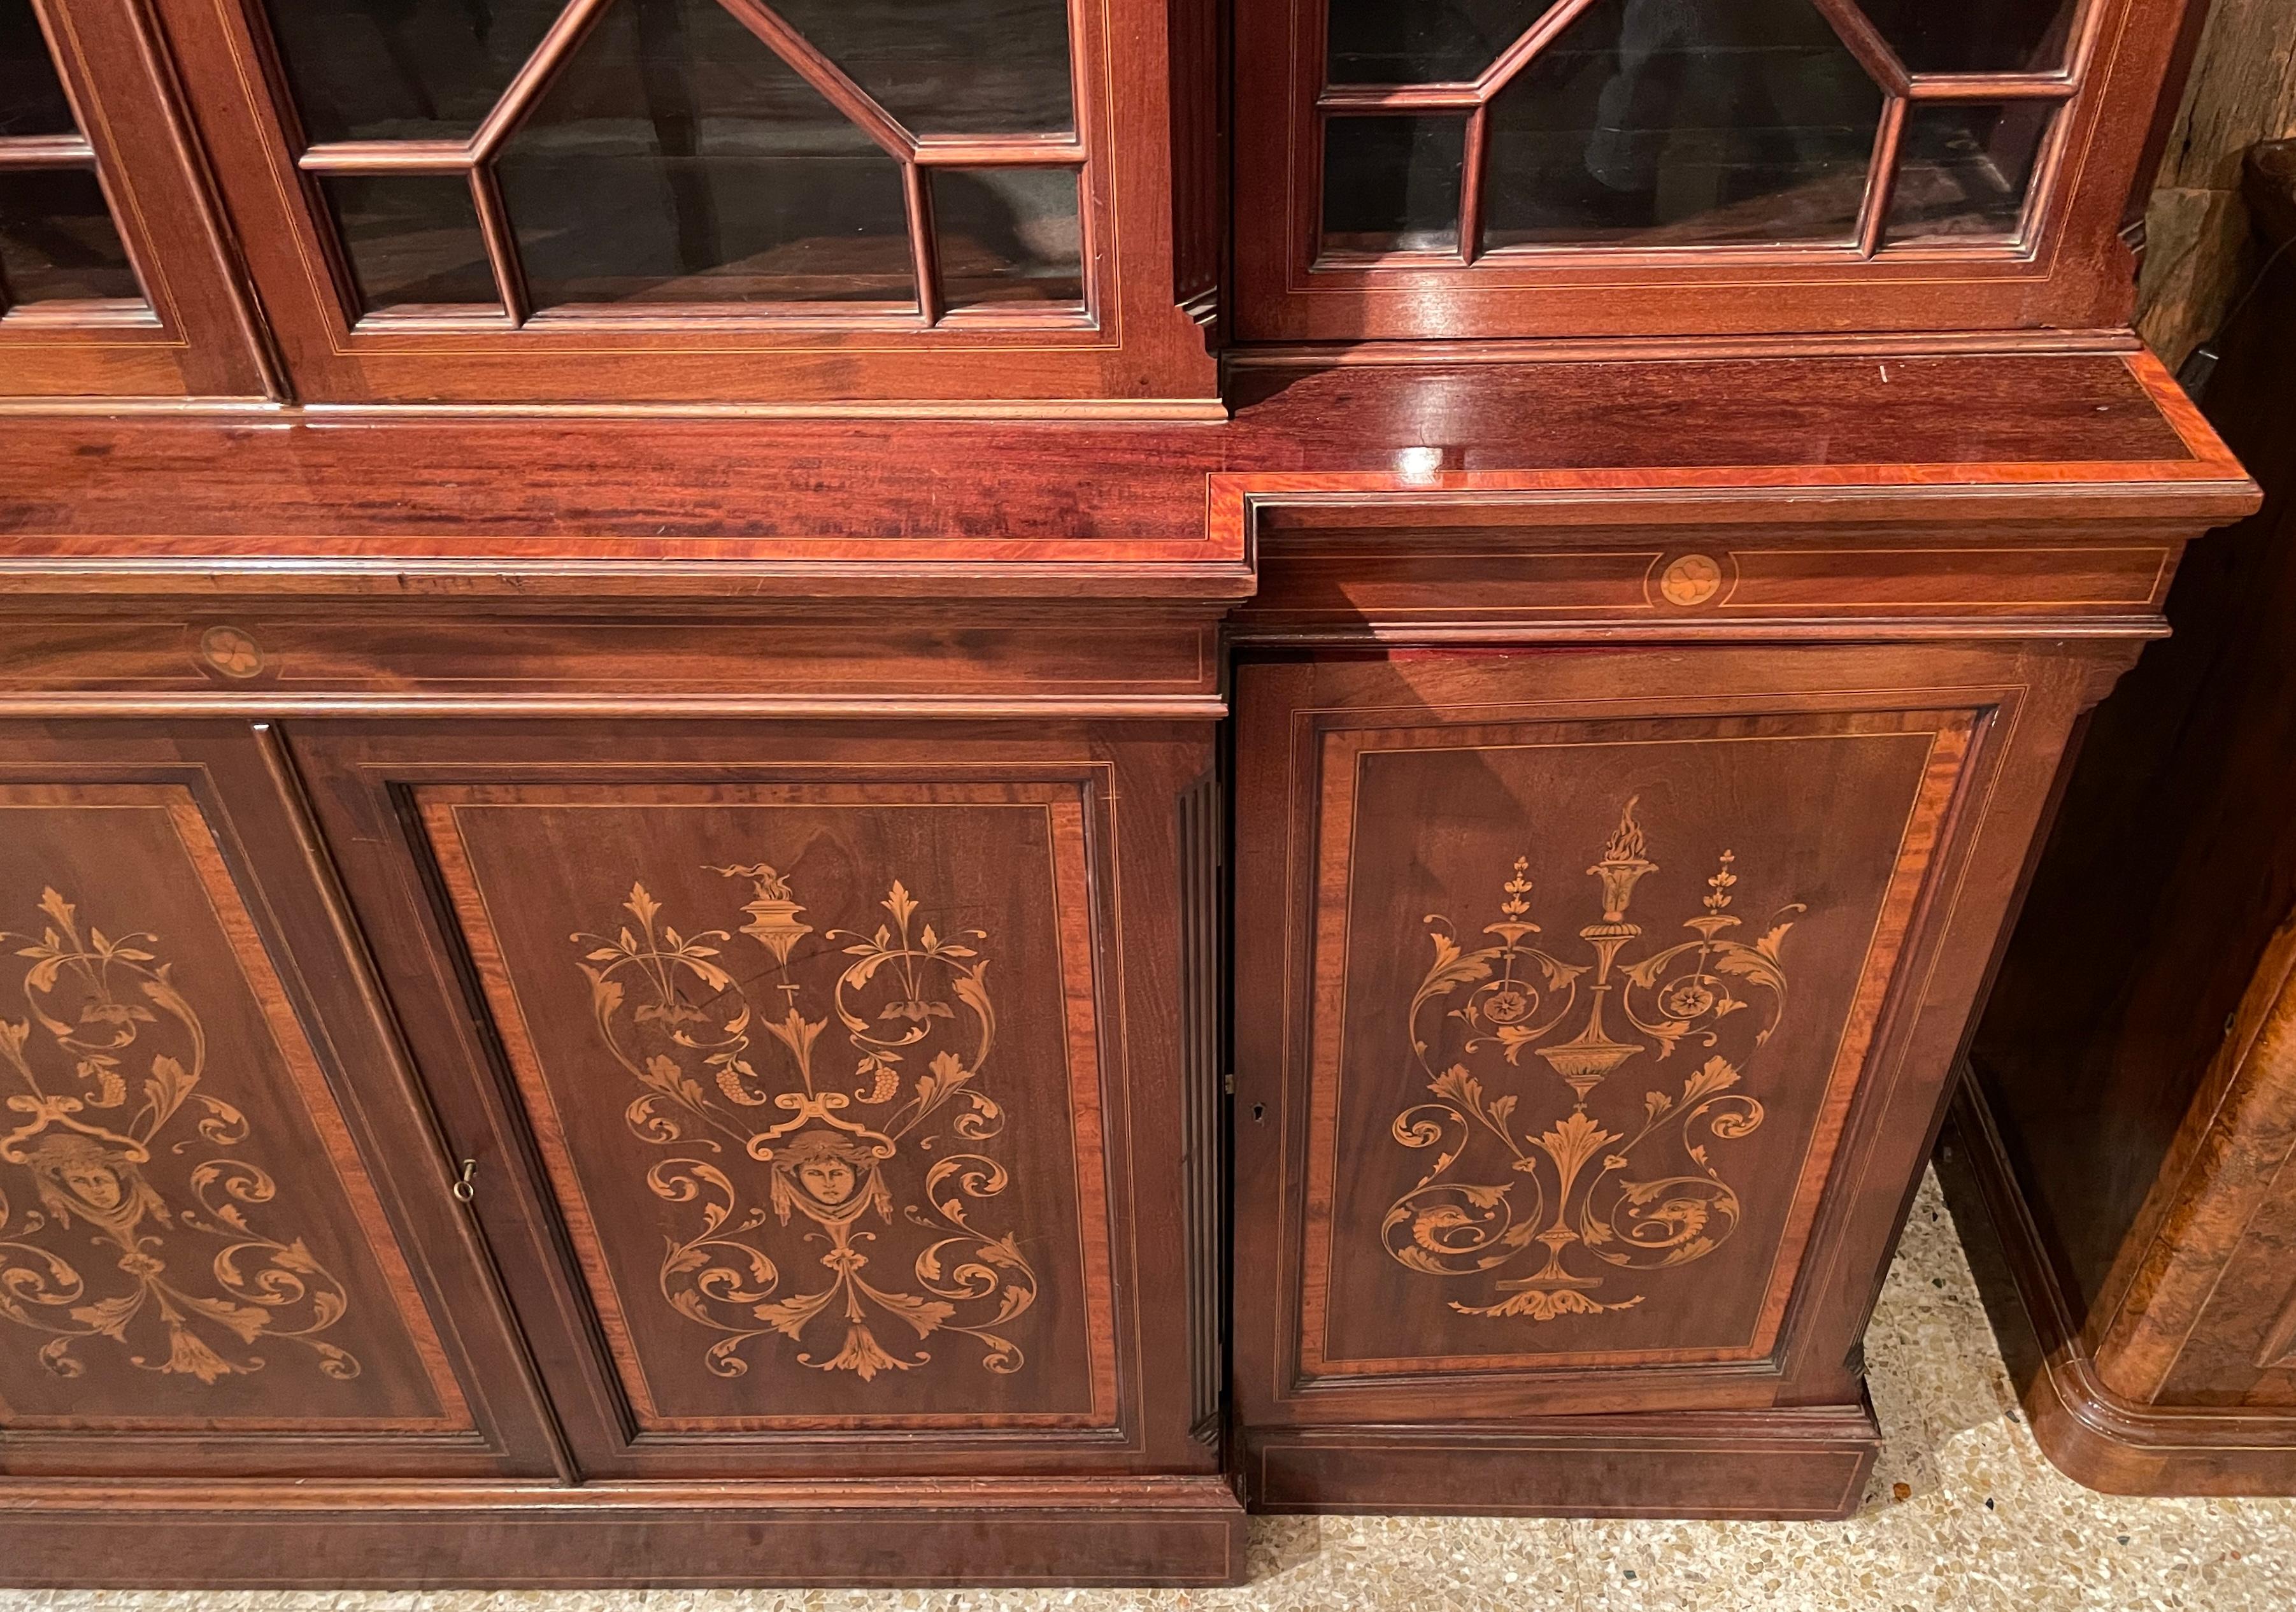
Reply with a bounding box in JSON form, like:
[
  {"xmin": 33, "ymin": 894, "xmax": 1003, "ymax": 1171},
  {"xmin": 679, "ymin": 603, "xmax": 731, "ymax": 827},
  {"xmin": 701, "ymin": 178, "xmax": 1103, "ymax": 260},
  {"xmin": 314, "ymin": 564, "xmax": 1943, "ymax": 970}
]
[{"xmin": 6, "ymin": 1171, "xmax": 2293, "ymax": 1612}]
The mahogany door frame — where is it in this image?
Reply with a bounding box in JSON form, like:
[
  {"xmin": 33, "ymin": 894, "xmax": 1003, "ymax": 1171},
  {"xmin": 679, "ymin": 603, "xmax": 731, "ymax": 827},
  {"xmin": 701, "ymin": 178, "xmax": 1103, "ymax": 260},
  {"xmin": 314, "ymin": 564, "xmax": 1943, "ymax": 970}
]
[
  {"xmin": 151, "ymin": 0, "xmax": 1219, "ymax": 409},
  {"xmin": 2, "ymin": 0, "xmax": 275, "ymax": 399},
  {"xmin": 1231, "ymin": 0, "xmax": 2200, "ymax": 343}
]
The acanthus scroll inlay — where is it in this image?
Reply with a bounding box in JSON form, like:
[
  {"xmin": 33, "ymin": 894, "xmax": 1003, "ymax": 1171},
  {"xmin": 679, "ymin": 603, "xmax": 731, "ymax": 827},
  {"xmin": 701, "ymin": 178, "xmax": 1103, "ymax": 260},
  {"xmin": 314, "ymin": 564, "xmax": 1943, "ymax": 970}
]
[
  {"xmin": 573, "ymin": 867, "xmax": 1037, "ymax": 1383},
  {"xmin": 1385, "ymin": 799, "xmax": 1803, "ymax": 1320},
  {"xmin": 0, "ymin": 889, "xmax": 360, "ymax": 1383}
]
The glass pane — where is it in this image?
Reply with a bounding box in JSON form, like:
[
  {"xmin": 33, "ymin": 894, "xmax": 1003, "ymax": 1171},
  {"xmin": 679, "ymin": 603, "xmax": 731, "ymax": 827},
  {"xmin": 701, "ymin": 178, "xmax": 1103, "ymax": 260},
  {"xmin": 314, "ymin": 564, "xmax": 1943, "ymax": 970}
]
[
  {"xmin": 933, "ymin": 166, "xmax": 1081, "ymax": 308},
  {"xmin": 2, "ymin": 0, "xmax": 75, "ymax": 136},
  {"xmin": 320, "ymin": 173, "xmax": 499, "ymax": 311},
  {"xmin": 0, "ymin": 167, "xmax": 141, "ymax": 303},
  {"xmin": 766, "ymin": 0, "xmax": 1073, "ymax": 136},
  {"xmin": 1886, "ymin": 103, "xmax": 2050, "ymax": 240},
  {"xmin": 1322, "ymin": 115, "xmax": 1464, "ymax": 254},
  {"xmin": 1857, "ymin": 0, "xmax": 2081, "ymax": 75},
  {"xmin": 499, "ymin": 0, "xmax": 914, "ymax": 307},
  {"xmin": 1327, "ymin": 0, "xmax": 1544, "ymax": 85},
  {"xmin": 1481, "ymin": 0, "xmax": 1880, "ymax": 248},
  {"xmin": 260, "ymin": 0, "xmax": 567, "ymax": 145}
]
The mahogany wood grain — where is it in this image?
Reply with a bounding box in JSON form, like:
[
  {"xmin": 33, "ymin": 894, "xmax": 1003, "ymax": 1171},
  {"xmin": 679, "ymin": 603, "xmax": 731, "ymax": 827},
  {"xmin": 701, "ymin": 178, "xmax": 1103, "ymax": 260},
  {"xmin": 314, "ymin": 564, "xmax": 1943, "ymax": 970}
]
[
  {"xmin": 141, "ymin": 0, "xmax": 1217, "ymax": 407},
  {"xmin": 1234, "ymin": 0, "xmax": 2207, "ymax": 343},
  {"xmin": 0, "ymin": 1475, "xmax": 1248, "ymax": 1587},
  {"xmin": 0, "ymin": 723, "xmax": 561, "ymax": 1480},
  {"xmin": 0, "ymin": 352, "xmax": 2250, "ymax": 599},
  {"xmin": 1229, "ymin": 634, "xmax": 2147, "ymax": 1515},
  {"xmin": 2, "ymin": 0, "xmax": 273, "ymax": 398},
  {"xmin": 285, "ymin": 719, "xmax": 1224, "ymax": 1485}
]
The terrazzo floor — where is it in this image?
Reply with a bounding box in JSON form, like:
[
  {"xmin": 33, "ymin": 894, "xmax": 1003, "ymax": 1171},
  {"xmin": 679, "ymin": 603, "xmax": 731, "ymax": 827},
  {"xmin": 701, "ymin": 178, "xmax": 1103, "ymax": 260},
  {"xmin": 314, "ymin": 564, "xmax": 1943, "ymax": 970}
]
[{"xmin": 7, "ymin": 1171, "xmax": 2293, "ymax": 1612}]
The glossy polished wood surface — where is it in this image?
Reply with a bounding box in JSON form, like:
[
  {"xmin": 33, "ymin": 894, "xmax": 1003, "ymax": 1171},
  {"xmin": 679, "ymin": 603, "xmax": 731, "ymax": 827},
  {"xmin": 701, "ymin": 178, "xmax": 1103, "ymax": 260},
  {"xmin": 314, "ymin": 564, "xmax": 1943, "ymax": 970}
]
[
  {"xmin": 0, "ymin": 0, "xmax": 2266, "ymax": 1579},
  {"xmin": 0, "ymin": 350, "xmax": 2248, "ymax": 594},
  {"xmin": 1946, "ymin": 141, "xmax": 2296, "ymax": 1497}
]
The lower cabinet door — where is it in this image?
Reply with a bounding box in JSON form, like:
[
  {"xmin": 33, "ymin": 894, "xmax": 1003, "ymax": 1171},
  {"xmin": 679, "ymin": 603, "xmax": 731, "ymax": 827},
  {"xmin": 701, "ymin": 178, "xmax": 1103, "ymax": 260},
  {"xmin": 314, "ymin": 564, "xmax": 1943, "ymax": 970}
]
[
  {"xmin": 1230, "ymin": 646, "xmax": 2097, "ymax": 1515},
  {"xmin": 294, "ymin": 721, "xmax": 1221, "ymax": 1481},
  {"xmin": 0, "ymin": 724, "xmax": 554, "ymax": 1478}
]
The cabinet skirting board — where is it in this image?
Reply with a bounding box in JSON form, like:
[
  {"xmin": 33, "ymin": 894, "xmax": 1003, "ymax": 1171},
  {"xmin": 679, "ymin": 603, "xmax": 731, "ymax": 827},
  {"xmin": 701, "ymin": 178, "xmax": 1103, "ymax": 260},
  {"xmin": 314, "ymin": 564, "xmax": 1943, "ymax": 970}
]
[
  {"xmin": 0, "ymin": 1476, "xmax": 1248, "ymax": 1590},
  {"xmin": 1239, "ymin": 1403, "xmax": 1881, "ymax": 1521},
  {"xmin": 1939, "ymin": 1071, "xmax": 2296, "ymax": 1496}
]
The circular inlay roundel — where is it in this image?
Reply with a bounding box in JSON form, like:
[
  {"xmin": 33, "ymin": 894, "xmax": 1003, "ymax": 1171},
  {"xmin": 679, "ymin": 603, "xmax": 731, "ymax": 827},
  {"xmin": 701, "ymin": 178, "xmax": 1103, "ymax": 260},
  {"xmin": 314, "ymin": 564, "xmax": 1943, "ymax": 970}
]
[
  {"xmin": 197, "ymin": 625, "xmax": 266, "ymax": 679},
  {"xmin": 1657, "ymin": 553, "xmax": 1725, "ymax": 608}
]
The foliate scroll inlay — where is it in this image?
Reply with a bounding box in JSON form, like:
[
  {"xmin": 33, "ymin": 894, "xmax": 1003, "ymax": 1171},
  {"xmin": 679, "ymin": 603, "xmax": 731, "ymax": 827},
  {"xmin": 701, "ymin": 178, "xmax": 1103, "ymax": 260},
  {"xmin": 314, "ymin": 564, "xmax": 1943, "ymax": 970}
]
[
  {"xmin": 0, "ymin": 890, "xmax": 360, "ymax": 1383},
  {"xmin": 574, "ymin": 869, "xmax": 1037, "ymax": 1383},
  {"xmin": 1385, "ymin": 799, "xmax": 1802, "ymax": 1320}
]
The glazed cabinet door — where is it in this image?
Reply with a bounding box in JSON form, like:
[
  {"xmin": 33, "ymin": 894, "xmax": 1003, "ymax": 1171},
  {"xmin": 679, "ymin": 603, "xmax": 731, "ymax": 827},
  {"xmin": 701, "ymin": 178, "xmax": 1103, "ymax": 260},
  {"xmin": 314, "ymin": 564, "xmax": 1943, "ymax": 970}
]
[
  {"xmin": 292, "ymin": 721, "xmax": 1220, "ymax": 1480},
  {"xmin": 0, "ymin": 723, "xmax": 557, "ymax": 1478},
  {"xmin": 1233, "ymin": 0, "xmax": 2196, "ymax": 339},
  {"xmin": 149, "ymin": 0, "xmax": 1215, "ymax": 405},
  {"xmin": 1, "ymin": 0, "xmax": 270, "ymax": 397},
  {"xmin": 1230, "ymin": 645, "xmax": 2104, "ymax": 1511}
]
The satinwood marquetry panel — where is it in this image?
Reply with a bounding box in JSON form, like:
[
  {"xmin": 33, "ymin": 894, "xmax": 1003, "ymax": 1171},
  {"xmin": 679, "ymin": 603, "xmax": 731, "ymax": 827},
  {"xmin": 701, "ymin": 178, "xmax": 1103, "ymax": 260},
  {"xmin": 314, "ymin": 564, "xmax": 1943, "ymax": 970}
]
[
  {"xmin": 0, "ymin": 783, "xmax": 464, "ymax": 1433},
  {"xmin": 1295, "ymin": 711, "xmax": 1971, "ymax": 1376},
  {"xmin": 417, "ymin": 781, "xmax": 1119, "ymax": 1430}
]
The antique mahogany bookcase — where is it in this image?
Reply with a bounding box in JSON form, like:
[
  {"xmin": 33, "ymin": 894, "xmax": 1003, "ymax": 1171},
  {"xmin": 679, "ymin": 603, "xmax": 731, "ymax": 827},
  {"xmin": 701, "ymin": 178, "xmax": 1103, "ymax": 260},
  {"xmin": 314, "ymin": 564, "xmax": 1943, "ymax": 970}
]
[{"xmin": 0, "ymin": 0, "xmax": 2260, "ymax": 1590}]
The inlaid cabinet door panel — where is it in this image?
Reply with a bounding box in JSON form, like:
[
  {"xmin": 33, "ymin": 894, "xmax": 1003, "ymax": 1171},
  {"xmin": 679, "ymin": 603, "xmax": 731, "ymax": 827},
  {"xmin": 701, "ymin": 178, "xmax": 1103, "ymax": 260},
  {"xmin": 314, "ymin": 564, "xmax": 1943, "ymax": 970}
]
[
  {"xmin": 293, "ymin": 723, "xmax": 1218, "ymax": 1480},
  {"xmin": 1232, "ymin": 647, "xmax": 2098, "ymax": 1434},
  {"xmin": 0, "ymin": 725, "xmax": 554, "ymax": 1477}
]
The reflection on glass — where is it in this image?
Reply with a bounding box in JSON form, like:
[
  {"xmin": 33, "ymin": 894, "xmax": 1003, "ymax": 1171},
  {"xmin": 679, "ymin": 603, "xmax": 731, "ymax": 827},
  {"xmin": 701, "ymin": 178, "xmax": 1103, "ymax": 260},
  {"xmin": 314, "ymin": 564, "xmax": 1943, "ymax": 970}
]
[
  {"xmin": 1858, "ymin": 0, "xmax": 2081, "ymax": 75},
  {"xmin": 0, "ymin": 168, "xmax": 141, "ymax": 302},
  {"xmin": 933, "ymin": 167, "xmax": 1082, "ymax": 308},
  {"xmin": 262, "ymin": 0, "xmax": 566, "ymax": 145},
  {"xmin": 320, "ymin": 173, "xmax": 500, "ymax": 311},
  {"xmin": 3, "ymin": 0, "xmax": 75, "ymax": 136},
  {"xmin": 1481, "ymin": 0, "xmax": 1879, "ymax": 247},
  {"xmin": 769, "ymin": 0, "xmax": 1073, "ymax": 136},
  {"xmin": 1886, "ymin": 103, "xmax": 2050, "ymax": 239},
  {"xmin": 1327, "ymin": 0, "xmax": 1543, "ymax": 85},
  {"xmin": 1322, "ymin": 115, "xmax": 1464, "ymax": 253},
  {"xmin": 499, "ymin": 0, "xmax": 914, "ymax": 307}
]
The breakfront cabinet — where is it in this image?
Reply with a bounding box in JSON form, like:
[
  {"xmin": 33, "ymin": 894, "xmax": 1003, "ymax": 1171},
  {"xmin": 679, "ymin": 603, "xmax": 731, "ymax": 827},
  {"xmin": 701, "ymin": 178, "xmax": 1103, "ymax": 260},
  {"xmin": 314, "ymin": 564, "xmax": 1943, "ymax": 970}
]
[{"xmin": 0, "ymin": 0, "xmax": 2260, "ymax": 1590}]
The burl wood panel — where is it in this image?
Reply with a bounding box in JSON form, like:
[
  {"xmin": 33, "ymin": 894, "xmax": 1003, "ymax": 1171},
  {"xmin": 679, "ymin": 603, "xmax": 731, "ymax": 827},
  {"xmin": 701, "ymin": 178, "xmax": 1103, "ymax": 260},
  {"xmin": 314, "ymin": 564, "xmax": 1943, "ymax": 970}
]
[
  {"xmin": 0, "ymin": 783, "xmax": 462, "ymax": 1432},
  {"xmin": 1298, "ymin": 712, "xmax": 1971, "ymax": 1378},
  {"xmin": 418, "ymin": 783, "xmax": 1116, "ymax": 1430}
]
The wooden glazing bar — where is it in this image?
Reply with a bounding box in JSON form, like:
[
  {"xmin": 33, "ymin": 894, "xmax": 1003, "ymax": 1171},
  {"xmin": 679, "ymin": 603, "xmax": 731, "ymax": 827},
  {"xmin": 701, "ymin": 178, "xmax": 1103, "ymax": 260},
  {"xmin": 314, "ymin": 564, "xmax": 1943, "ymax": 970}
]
[
  {"xmin": 911, "ymin": 137, "xmax": 1089, "ymax": 168},
  {"xmin": 716, "ymin": 0, "xmax": 916, "ymax": 160},
  {"xmin": 0, "ymin": 134, "xmax": 95, "ymax": 168},
  {"xmin": 1906, "ymin": 73, "xmax": 2081, "ymax": 102},
  {"xmin": 471, "ymin": 0, "xmax": 618, "ymax": 161},
  {"xmin": 1810, "ymin": 0, "xmax": 1913, "ymax": 97},
  {"xmin": 1458, "ymin": 104, "xmax": 1489, "ymax": 264},
  {"xmin": 298, "ymin": 141, "xmax": 472, "ymax": 174},
  {"xmin": 1857, "ymin": 96, "xmax": 1908, "ymax": 259},
  {"xmin": 1317, "ymin": 83, "xmax": 1480, "ymax": 113},
  {"xmin": 1474, "ymin": 0, "xmax": 1604, "ymax": 96},
  {"xmin": 467, "ymin": 166, "xmax": 531, "ymax": 325},
  {"xmin": 903, "ymin": 162, "xmax": 943, "ymax": 327}
]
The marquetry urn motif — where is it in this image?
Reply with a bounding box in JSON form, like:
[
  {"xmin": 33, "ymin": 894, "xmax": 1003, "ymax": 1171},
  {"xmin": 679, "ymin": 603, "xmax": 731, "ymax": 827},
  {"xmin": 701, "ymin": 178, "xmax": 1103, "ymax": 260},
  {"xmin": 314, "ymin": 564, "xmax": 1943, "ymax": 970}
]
[{"xmin": 1387, "ymin": 800, "xmax": 1799, "ymax": 1322}]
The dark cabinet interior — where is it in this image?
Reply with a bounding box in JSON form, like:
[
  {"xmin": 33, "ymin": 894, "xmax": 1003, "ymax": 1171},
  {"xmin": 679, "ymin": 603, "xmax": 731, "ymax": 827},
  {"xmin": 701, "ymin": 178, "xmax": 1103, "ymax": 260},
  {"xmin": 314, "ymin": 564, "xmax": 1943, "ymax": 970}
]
[{"xmin": 0, "ymin": 0, "xmax": 2265, "ymax": 1590}]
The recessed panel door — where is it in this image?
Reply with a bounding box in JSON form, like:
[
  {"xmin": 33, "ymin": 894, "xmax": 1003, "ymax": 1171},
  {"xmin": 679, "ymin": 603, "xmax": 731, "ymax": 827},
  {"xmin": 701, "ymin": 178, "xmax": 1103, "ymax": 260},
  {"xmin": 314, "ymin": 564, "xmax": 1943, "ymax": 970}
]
[
  {"xmin": 0, "ymin": 724, "xmax": 553, "ymax": 1478},
  {"xmin": 294, "ymin": 722, "xmax": 1219, "ymax": 1480}
]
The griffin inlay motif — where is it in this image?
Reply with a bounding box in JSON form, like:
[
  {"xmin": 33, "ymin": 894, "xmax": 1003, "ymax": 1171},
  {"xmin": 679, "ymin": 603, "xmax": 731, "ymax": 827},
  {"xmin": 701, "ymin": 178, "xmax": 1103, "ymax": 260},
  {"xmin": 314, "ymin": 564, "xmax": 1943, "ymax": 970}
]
[
  {"xmin": 573, "ymin": 868, "xmax": 1037, "ymax": 1383},
  {"xmin": 1386, "ymin": 800, "xmax": 1801, "ymax": 1320},
  {"xmin": 0, "ymin": 889, "xmax": 360, "ymax": 1382}
]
